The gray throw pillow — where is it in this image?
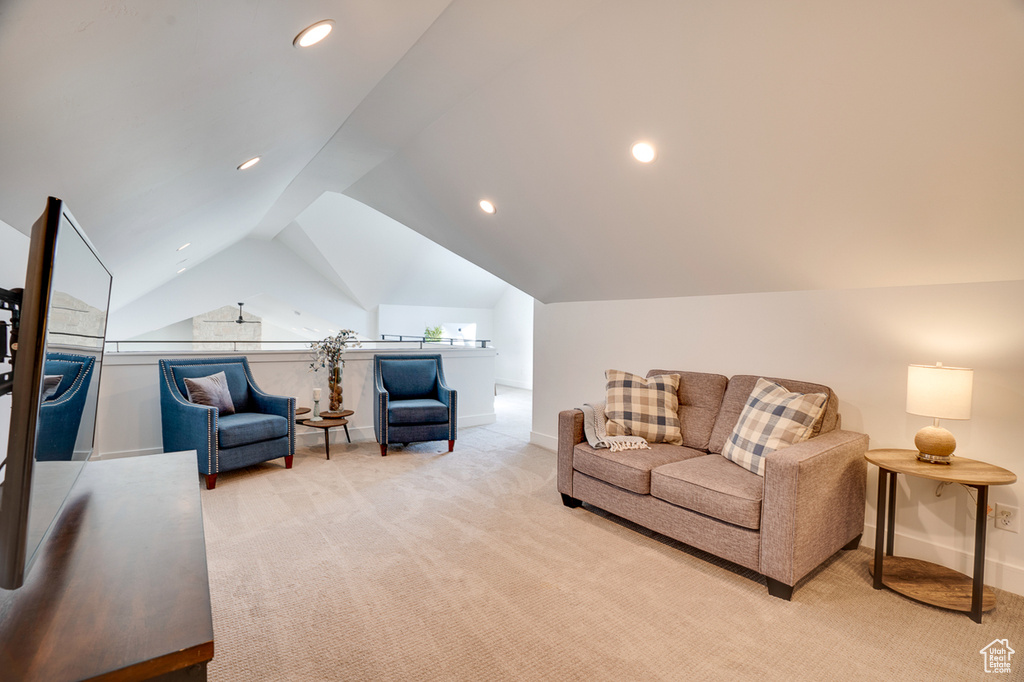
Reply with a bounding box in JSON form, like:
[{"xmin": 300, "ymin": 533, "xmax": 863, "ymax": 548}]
[
  {"xmin": 183, "ymin": 371, "xmax": 235, "ymax": 415},
  {"xmin": 41, "ymin": 374, "xmax": 64, "ymax": 401}
]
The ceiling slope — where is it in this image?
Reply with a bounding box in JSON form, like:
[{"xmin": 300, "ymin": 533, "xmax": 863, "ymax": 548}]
[
  {"xmin": 0, "ymin": 0, "xmax": 451, "ymax": 310},
  {"xmin": 3, "ymin": 0, "xmax": 1023, "ymax": 315},
  {"xmin": 343, "ymin": 0, "xmax": 1024, "ymax": 302},
  {"xmin": 293, "ymin": 192, "xmax": 510, "ymax": 310}
]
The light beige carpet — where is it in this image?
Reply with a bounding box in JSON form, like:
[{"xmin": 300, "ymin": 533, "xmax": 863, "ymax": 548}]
[{"xmin": 200, "ymin": 388, "xmax": 1024, "ymax": 681}]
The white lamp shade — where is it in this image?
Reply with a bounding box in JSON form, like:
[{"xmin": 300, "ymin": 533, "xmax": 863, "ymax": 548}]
[{"xmin": 906, "ymin": 364, "xmax": 973, "ymax": 420}]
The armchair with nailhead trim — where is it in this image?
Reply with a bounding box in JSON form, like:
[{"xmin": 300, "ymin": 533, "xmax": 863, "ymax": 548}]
[
  {"xmin": 373, "ymin": 354, "xmax": 456, "ymax": 456},
  {"xmin": 158, "ymin": 356, "xmax": 294, "ymax": 489}
]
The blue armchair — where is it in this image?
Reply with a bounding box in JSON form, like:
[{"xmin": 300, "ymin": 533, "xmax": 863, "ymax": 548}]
[
  {"xmin": 373, "ymin": 354, "xmax": 456, "ymax": 456},
  {"xmin": 36, "ymin": 352, "xmax": 96, "ymax": 461},
  {"xmin": 159, "ymin": 356, "xmax": 295, "ymax": 489}
]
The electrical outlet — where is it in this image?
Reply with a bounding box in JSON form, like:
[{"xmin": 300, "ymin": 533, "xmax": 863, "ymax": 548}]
[{"xmin": 995, "ymin": 504, "xmax": 1019, "ymax": 533}]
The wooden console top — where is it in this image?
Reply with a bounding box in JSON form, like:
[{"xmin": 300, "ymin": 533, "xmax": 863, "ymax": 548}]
[{"xmin": 0, "ymin": 452, "xmax": 214, "ymax": 681}]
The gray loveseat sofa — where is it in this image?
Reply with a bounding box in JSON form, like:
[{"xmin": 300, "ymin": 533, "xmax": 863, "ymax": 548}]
[{"xmin": 557, "ymin": 370, "xmax": 869, "ymax": 599}]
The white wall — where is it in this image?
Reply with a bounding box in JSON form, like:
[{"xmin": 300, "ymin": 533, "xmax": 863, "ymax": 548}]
[
  {"xmin": 532, "ymin": 280, "xmax": 1024, "ymax": 596},
  {"xmin": 492, "ymin": 286, "xmax": 533, "ymax": 389},
  {"xmin": 96, "ymin": 347, "xmax": 496, "ymax": 459},
  {"xmin": 378, "ymin": 303, "xmax": 494, "ymax": 342}
]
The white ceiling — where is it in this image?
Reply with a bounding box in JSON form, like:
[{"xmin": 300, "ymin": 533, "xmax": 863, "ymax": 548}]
[{"xmin": 1, "ymin": 0, "xmax": 1022, "ymax": 332}]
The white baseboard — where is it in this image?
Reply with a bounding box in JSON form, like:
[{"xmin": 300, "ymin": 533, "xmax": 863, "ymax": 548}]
[
  {"xmin": 496, "ymin": 379, "xmax": 532, "ymax": 390},
  {"xmin": 863, "ymin": 523, "xmax": 1024, "ymax": 597},
  {"xmin": 530, "ymin": 431, "xmax": 557, "ymax": 452},
  {"xmin": 93, "ymin": 446, "xmax": 164, "ymax": 460}
]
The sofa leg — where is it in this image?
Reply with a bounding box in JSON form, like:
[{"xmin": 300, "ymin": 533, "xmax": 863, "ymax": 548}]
[
  {"xmin": 380, "ymin": 443, "xmax": 387, "ymax": 457},
  {"xmin": 843, "ymin": 533, "xmax": 863, "ymax": 551},
  {"xmin": 204, "ymin": 474, "xmax": 217, "ymax": 490},
  {"xmin": 285, "ymin": 455, "xmax": 293, "ymax": 469},
  {"xmin": 766, "ymin": 577, "xmax": 794, "ymax": 601},
  {"xmin": 560, "ymin": 493, "xmax": 583, "ymax": 508},
  {"xmin": 448, "ymin": 439, "xmax": 455, "ymax": 452}
]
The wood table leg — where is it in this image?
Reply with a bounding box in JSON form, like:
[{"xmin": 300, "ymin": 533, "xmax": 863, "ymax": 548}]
[
  {"xmin": 343, "ymin": 423, "xmax": 350, "ymax": 443},
  {"xmin": 874, "ymin": 468, "xmax": 887, "ymax": 589},
  {"xmin": 972, "ymin": 485, "xmax": 989, "ymax": 623},
  {"xmin": 324, "ymin": 429, "xmax": 331, "ymax": 460}
]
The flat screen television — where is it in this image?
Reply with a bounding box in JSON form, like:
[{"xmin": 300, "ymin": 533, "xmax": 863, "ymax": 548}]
[{"xmin": 0, "ymin": 197, "xmax": 112, "ymax": 590}]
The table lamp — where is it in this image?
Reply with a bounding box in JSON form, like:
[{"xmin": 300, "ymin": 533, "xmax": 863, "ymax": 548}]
[{"xmin": 906, "ymin": 362, "xmax": 973, "ymax": 463}]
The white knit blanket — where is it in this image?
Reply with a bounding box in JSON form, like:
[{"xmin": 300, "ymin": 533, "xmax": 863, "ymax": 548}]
[{"xmin": 580, "ymin": 402, "xmax": 649, "ymax": 452}]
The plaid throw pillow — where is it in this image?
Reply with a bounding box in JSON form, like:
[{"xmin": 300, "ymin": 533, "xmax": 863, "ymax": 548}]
[
  {"xmin": 722, "ymin": 378, "xmax": 827, "ymax": 476},
  {"xmin": 604, "ymin": 370, "xmax": 683, "ymax": 445}
]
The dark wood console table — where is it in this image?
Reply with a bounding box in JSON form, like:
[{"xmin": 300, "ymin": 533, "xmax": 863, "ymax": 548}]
[{"xmin": 0, "ymin": 452, "xmax": 214, "ymax": 680}]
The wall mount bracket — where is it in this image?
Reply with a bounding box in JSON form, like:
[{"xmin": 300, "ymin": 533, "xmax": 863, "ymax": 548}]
[{"xmin": 0, "ymin": 286, "xmax": 22, "ymax": 397}]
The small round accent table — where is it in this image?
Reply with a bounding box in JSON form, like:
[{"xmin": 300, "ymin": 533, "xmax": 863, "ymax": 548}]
[
  {"xmin": 300, "ymin": 419, "xmax": 346, "ymax": 460},
  {"xmin": 295, "ymin": 409, "xmax": 354, "ymax": 460},
  {"xmin": 865, "ymin": 448, "xmax": 1016, "ymax": 623},
  {"xmin": 320, "ymin": 409, "xmax": 354, "ymax": 443}
]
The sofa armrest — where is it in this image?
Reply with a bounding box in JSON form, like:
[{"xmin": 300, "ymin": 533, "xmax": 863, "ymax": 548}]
[
  {"xmin": 759, "ymin": 428, "xmax": 869, "ymax": 587},
  {"xmin": 557, "ymin": 409, "xmax": 585, "ymax": 497}
]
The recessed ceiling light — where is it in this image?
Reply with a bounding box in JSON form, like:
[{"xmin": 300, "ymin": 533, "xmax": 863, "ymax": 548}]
[
  {"xmin": 294, "ymin": 20, "xmax": 334, "ymax": 48},
  {"xmin": 479, "ymin": 199, "xmax": 496, "ymax": 214},
  {"xmin": 237, "ymin": 156, "xmax": 260, "ymax": 171},
  {"xmin": 176, "ymin": 267, "xmax": 187, "ymax": 274},
  {"xmin": 177, "ymin": 242, "xmax": 191, "ymax": 251},
  {"xmin": 631, "ymin": 141, "xmax": 657, "ymax": 163}
]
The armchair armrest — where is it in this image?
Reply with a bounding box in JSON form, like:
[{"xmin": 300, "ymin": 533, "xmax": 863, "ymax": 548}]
[
  {"xmin": 373, "ymin": 371, "xmax": 390, "ymax": 444},
  {"xmin": 248, "ymin": 389, "xmax": 293, "ymax": 420},
  {"xmin": 248, "ymin": 389, "xmax": 295, "ymax": 456},
  {"xmin": 436, "ymin": 377, "xmax": 457, "ymax": 441},
  {"xmin": 159, "ymin": 378, "xmax": 218, "ymax": 474},
  {"xmin": 557, "ymin": 409, "xmax": 585, "ymax": 497},
  {"xmin": 760, "ymin": 428, "xmax": 869, "ymax": 586}
]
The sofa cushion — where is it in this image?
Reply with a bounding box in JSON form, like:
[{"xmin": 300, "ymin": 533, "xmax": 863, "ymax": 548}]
[
  {"xmin": 721, "ymin": 378, "xmax": 828, "ymax": 476},
  {"xmin": 573, "ymin": 442, "xmax": 704, "ymax": 494},
  {"xmin": 708, "ymin": 375, "xmax": 839, "ymax": 455},
  {"xmin": 218, "ymin": 412, "xmax": 288, "ymax": 448},
  {"xmin": 650, "ymin": 455, "xmax": 764, "ymax": 530},
  {"xmin": 604, "ymin": 370, "xmax": 683, "ymax": 445},
  {"xmin": 388, "ymin": 398, "xmax": 449, "ymax": 424},
  {"xmin": 648, "ymin": 370, "xmax": 728, "ymax": 451}
]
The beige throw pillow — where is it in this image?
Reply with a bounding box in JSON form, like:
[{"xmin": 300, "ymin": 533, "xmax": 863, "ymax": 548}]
[
  {"xmin": 721, "ymin": 378, "xmax": 827, "ymax": 476},
  {"xmin": 604, "ymin": 369, "xmax": 683, "ymax": 445}
]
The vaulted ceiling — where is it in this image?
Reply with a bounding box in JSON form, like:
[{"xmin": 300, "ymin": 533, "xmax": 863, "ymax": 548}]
[{"xmin": 1, "ymin": 1, "xmax": 1022, "ymax": 335}]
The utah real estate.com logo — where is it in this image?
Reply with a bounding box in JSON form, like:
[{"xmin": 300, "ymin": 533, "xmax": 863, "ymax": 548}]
[{"xmin": 980, "ymin": 639, "xmax": 1014, "ymax": 674}]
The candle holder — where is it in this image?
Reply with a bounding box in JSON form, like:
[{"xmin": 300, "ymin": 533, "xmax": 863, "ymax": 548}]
[{"xmin": 310, "ymin": 398, "xmax": 323, "ymax": 422}]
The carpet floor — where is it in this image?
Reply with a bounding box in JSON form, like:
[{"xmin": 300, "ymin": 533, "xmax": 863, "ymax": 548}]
[{"xmin": 199, "ymin": 388, "xmax": 1024, "ymax": 681}]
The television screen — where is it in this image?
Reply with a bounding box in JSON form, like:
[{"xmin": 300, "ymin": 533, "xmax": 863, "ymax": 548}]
[{"xmin": 0, "ymin": 198, "xmax": 111, "ymax": 589}]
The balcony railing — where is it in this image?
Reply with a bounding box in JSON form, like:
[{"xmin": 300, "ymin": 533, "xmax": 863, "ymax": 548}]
[
  {"xmin": 378, "ymin": 334, "xmax": 490, "ymax": 348},
  {"xmin": 104, "ymin": 336, "xmax": 491, "ymax": 353}
]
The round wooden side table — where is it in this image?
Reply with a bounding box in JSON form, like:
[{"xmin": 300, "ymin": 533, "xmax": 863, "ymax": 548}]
[
  {"xmin": 299, "ymin": 419, "xmax": 347, "ymax": 460},
  {"xmin": 865, "ymin": 448, "xmax": 1016, "ymax": 623},
  {"xmin": 294, "ymin": 409, "xmax": 355, "ymax": 459}
]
